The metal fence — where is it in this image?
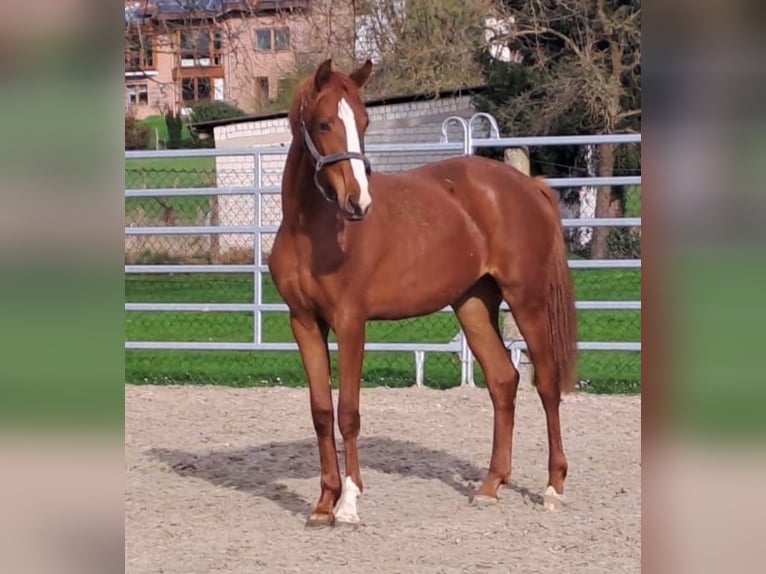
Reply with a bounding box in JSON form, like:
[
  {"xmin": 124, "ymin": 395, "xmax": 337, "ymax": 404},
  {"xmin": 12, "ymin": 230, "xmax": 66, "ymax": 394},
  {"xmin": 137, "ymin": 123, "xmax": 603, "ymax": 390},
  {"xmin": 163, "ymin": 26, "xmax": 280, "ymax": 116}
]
[{"xmin": 125, "ymin": 115, "xmax": 641, "ymax": 390}]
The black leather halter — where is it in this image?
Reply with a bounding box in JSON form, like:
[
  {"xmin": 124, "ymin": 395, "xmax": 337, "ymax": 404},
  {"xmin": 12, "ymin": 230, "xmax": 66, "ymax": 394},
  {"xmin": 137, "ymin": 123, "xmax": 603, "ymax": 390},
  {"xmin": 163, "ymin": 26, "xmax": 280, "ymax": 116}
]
[{"xmin": 300, "ymin": 117, "xmax": 372, "ymax": 204}]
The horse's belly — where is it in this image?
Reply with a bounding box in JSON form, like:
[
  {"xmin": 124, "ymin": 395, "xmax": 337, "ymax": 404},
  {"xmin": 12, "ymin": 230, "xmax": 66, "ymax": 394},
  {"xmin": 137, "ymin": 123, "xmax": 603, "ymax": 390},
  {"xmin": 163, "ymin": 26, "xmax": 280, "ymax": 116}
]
[{"xmin": 366, "ymin": 248, "xmax": 483, "ymax": 320}]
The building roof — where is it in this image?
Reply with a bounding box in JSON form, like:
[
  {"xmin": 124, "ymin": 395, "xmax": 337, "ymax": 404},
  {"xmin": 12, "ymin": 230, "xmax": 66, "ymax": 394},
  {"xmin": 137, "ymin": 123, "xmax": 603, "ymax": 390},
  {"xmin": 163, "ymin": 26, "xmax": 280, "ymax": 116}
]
[
  {"xmin": 190, "ymin": 85, "xmax": 490, "ymax": 135},
  {"xmin": 154, "ymin": 0, "xmax": 248, "ymax": 15},
  {"xmin": 125, "ymin": 1, "xmax": 306, "ymax": 25}
]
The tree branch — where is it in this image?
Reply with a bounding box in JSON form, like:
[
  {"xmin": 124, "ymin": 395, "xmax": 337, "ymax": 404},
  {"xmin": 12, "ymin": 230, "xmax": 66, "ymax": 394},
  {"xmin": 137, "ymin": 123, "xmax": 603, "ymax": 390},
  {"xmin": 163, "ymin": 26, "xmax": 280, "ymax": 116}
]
[
  {"xmin": 616, "ymin": 109, "xmax": 641, "ymax": 122},
  {"xmin": 596, "ymin": 0, "xmax": 609, "ymax": 33},
  {"xmin": 513, "ymin": 27, "xmax": 585, "ymax": 62}
]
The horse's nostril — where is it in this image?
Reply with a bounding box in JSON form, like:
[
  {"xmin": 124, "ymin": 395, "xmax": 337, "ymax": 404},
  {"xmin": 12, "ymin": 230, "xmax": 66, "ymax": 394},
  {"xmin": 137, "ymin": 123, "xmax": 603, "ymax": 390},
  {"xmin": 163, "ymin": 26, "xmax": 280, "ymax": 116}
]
[{"xmin": 347, "ymin": 196, "xmax": 362, "ymax": 215}]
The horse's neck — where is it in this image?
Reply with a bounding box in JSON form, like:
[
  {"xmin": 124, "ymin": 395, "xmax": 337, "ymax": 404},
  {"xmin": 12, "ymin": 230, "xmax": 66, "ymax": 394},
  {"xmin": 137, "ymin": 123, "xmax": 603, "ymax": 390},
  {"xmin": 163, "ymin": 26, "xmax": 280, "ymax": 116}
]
[{"xmin": 281, "ymin": 142, "xmax": 334, "ymax": 227}]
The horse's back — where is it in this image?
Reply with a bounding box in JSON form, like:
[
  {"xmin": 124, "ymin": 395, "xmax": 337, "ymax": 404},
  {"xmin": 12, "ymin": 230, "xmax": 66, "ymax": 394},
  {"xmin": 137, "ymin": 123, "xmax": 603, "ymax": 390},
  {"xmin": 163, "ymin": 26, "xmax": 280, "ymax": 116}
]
[
  {"xmin": 388, "ymin": 155, "xmax": 559, "ymax": 239},
  {"xmin": 373, "ymin": 155, "xmax": 562, "ymax": 279},
  {"xmin": 387, "ymin": 155, "xmax": 550, "ymax": 208}
]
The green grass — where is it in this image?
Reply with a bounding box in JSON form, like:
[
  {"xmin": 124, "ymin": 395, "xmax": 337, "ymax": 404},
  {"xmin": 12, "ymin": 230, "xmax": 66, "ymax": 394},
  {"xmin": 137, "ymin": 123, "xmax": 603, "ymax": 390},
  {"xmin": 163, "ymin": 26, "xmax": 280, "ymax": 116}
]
[
  {"xmin": 624, "ymin": 186, "xmax": 641, "ymax": 217},
  {"xmin": 125, "ymin": 156, "xmax": 216, "ymax": 225},
  {"xmin": 126, "ymin": 156, "xmax": 215, "ymax": 172},
  {"xmin": 125, "ymin": 157, "xmax": 215, "ymax": 187},
  {"xmin": 125, "ymin": 270, "xmax": 641, "ymax": 392},
  {"xmin": 140, "ymin": 114, "xmax": 196, "ymax": 150}
]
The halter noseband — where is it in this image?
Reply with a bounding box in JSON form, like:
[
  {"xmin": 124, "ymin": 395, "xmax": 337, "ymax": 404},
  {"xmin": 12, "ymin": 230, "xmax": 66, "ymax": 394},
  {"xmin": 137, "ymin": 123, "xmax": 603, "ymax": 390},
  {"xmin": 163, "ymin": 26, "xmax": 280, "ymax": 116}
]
[{"xmin": 299, "ymin": 102, "xmax": 372, "ymax": 204}]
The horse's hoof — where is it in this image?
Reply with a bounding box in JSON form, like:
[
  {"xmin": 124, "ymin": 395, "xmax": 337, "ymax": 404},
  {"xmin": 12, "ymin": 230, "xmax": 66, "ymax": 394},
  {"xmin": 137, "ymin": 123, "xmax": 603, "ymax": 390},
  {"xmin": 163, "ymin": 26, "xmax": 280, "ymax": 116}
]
[
  {"xmin": 305, "ymin": 512, "xmax": 335, "ymax": 528},
  {"xmin": 471, "ymin": 494, "xmax": 498, "ymax": 507},
  {"xmin": 543, "ymin": 485, "xmax": 565, "ymax": 511}
]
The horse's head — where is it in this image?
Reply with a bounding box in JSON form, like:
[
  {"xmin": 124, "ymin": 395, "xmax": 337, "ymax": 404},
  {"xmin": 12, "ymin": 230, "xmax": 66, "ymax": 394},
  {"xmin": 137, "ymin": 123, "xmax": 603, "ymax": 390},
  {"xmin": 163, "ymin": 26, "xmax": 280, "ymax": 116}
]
[{"xmin": 292, "ymin": 58, "xmax": 374, "ymax": 221}]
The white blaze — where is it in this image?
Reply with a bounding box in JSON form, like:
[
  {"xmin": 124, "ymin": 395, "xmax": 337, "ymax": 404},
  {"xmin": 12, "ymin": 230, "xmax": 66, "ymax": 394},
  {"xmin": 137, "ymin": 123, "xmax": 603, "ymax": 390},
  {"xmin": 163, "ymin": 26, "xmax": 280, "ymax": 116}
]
[
  {"xmin": 337, "ymin": 98, "xmax": 372, "ymax": 212},
  {"xmin": 334, "ymin": 476, "xmax": 361, "ymax": 524}
]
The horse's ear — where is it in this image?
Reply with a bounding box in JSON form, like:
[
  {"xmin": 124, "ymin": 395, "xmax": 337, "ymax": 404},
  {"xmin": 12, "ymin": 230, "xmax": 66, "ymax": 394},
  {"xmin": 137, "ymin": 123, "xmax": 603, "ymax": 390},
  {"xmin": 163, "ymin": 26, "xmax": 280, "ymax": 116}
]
[
  {"xmin": 314, "ymin": 58, "xmax": 333, "ymax": 91},
  {"xmin": 350, "ymin": 59, "xmax": 373, "ymax": 89}
]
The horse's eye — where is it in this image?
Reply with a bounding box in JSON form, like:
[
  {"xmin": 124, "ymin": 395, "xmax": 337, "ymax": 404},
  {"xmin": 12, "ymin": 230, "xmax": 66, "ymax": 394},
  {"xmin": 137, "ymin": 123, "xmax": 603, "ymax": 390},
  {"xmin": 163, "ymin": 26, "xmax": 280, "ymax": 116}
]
[{"xmin": 319, "ymin": 121, "xmax": 331, "ymax": 132}]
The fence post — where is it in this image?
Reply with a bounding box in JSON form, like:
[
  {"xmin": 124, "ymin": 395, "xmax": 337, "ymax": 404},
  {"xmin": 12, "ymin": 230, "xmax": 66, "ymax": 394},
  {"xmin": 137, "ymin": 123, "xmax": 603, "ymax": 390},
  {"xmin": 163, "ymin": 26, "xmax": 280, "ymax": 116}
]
[
  {"xmin": 414, "ymin": 351, "xmax": 425, "ymax": 388},
  {"xmin": 502, "ymin": 148, "xmax": 530, "ymax": 362},
  {"xmin": 209, "ymin": 187, "xmax": 220, "ymax": 264},
  {"xmin": 254, "ymin": 152, "xmax": 263, "ymax": 345},
  {"xmin": 459, "ymin": 333, "xmax": 475, "ymax": 387}
]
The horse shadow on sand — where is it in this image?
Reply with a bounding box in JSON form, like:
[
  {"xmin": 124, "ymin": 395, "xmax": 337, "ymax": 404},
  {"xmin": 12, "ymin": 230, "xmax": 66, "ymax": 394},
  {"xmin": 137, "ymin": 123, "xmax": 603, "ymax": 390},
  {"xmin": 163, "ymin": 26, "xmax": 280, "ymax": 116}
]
[{"xmin": 149, "ymin": 436, "xmax": 543, "ymax": 519}]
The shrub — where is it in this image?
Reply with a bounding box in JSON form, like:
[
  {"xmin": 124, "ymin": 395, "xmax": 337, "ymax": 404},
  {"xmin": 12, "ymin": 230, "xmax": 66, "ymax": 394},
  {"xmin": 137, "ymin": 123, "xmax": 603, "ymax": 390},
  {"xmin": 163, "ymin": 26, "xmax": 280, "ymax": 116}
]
[
  {"xmin": 190, "ymin": 101, "xmax": 246, "ymax": 124},
  {"xmin": 190, "ymin": 136, "xmax": 215, "ymax": 149},
  {"xmin": 607, "ymin": 227, "xmax": 641, "ymax": 259},
  {"xmin": 165, "ymin": 111, "xmax": 184, "ymax": 149},
  {"xmin": 125, "ymin": 113, "xmax": 150, "ymax": 150}
]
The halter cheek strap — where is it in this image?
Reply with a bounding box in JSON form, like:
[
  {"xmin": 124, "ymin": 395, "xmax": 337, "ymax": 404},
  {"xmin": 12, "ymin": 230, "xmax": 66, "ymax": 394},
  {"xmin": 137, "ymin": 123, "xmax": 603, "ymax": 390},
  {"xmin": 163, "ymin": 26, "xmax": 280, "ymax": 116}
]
[{"xmin": 300, "ymin": 117, "xmax": 372, "ymax": 204}]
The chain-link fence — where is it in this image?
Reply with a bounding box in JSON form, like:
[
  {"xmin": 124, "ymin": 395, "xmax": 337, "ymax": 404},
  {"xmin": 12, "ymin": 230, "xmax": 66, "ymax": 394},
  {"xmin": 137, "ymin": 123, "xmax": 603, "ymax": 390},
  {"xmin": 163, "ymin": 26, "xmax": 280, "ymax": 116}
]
[{"xmin": 126, "ymin": 136, "xmax": 640, "ymax": 392}]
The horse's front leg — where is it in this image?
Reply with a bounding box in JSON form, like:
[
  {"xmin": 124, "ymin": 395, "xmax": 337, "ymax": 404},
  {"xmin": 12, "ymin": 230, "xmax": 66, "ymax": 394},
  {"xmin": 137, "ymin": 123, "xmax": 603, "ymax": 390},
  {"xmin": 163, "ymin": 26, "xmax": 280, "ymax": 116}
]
[
  {"xmin": 290, "ymin": 313, "xmax": 341, "ymax": 527},
  {"xmin": 334, "ymin": 310, "xmax": 366, "ymax": 525}
]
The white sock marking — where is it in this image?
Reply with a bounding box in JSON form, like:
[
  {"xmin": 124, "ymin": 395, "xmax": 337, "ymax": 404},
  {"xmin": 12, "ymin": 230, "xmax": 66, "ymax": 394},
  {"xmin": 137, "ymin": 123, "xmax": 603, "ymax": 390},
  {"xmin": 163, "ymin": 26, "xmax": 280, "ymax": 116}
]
[
  {"xmin": 334, "ymin": 476, "xmax": 361, "ymax": 523},
  {"xmin": 543, "ymin": 485, "xmax": 564, "ymax": 511},
  {"xmin": 337, "ymin": 98, "xmax": 372, "ymax": 212}
]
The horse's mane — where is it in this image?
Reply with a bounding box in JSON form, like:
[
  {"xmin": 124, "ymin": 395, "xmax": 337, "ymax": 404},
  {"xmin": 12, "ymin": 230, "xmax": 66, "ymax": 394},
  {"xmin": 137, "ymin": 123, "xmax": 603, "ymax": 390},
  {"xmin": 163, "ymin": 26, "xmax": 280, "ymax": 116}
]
[{"xmin": 288, "ymin": 70, "xmax": 362, "ymax": 135}]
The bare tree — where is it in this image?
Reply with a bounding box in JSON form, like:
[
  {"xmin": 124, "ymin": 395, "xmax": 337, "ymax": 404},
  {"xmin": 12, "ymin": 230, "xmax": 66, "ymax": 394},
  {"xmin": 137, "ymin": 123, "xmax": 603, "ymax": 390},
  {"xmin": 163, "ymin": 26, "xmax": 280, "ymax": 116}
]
[
  {"xmin": 482, "ymin": 0, "xmax": 641, "ymax": 259},
  {"xmin": 276, "ymin": 0, "xmax": 502, "ymax": 101},
  {"xmin": 355, "ymin": 0, "xmax": 502, "ymax": 97}
]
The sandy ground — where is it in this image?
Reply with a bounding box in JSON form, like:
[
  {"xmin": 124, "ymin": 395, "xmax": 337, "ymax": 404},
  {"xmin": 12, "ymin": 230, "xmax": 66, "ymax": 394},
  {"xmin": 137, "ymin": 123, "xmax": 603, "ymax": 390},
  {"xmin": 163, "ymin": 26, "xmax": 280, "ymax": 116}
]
[{"xmin": 126, "ymin": 384, "xmax": 640, "ymax": 574}]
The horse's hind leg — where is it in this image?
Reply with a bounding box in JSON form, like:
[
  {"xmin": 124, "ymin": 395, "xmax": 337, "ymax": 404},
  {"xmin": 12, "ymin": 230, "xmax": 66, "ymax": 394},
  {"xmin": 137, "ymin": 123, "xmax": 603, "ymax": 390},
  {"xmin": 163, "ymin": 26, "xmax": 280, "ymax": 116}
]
[
  {"xmin": 502, "ymin": 286, "xmax": 568, "ymax": 510},
  {"xmin": 453, "ymin": 277, "xmax": 520, "ymax": 503}
]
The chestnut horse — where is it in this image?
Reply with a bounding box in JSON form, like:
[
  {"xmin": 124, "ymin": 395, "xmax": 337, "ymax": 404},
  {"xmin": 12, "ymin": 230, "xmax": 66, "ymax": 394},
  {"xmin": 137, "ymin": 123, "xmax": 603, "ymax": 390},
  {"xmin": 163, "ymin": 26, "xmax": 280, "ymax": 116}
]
[{"xmin": 268, "ymin": 59, "xmax": 577, "ymax": 527}]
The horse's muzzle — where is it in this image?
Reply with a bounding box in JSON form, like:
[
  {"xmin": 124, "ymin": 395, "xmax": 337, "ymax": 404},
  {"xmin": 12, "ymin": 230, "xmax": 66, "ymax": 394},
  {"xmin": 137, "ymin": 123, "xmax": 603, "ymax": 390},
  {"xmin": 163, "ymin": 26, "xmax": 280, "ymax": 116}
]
[{"xmin": 343, "ymin": 195, "xmax": 371, "ymax": 221}]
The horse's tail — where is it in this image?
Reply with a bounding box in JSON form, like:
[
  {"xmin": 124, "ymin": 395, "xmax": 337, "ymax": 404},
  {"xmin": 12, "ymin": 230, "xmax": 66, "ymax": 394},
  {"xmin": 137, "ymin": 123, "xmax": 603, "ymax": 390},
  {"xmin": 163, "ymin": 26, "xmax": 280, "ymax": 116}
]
[{"xmin": 535, "ymin": 177, "xmax": 579, "ymax": 393}]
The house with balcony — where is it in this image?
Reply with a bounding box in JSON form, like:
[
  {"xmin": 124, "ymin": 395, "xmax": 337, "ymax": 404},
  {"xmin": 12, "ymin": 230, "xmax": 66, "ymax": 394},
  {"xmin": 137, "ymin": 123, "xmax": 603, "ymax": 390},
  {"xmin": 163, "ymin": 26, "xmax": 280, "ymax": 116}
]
[{"xmin": 124, "ymin": 0, "xmax": 316, "ymax": 119}]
